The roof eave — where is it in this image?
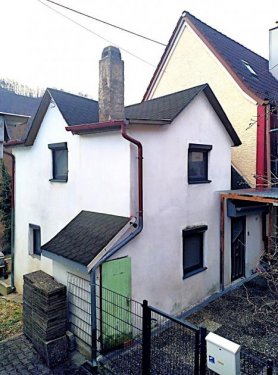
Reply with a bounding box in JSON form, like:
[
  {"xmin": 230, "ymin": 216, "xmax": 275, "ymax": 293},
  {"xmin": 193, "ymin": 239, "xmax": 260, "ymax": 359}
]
[
  {"xmin": 24, "ymin": 90, "xmax": 52, "ymax": 146},
  {"xmin": 66, "ymin": 119, "xmax": 170, "ymax": 135},
  {"xmin": 143, "ymin": 15, "xmax": 185, "ymax": 101},
  {"xmin": 203, "ymin": 85, "xmax": 241, "ymax": 146}
]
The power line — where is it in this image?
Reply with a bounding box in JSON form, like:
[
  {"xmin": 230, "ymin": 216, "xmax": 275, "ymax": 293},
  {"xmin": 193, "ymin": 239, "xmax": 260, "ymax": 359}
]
[
  {"xmin": 44, "ymin": 0, "xmax": 166, "ymax": 47},
  {"xmin": 38, "ymin": 0, "xmax": 161, "ymax": 68}
]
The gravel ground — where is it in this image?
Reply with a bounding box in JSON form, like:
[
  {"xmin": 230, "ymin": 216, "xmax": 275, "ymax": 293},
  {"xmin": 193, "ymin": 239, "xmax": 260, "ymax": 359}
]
[{"xmin": 99, "ymin": 276, "xmax": 278, "ymax": 374}]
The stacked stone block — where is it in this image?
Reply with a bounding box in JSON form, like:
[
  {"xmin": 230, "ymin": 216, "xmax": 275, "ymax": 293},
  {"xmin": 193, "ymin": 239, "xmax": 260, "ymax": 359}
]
[{"xmin": 23, "ymin": 270, "xmax": 68, "ymax": 367}]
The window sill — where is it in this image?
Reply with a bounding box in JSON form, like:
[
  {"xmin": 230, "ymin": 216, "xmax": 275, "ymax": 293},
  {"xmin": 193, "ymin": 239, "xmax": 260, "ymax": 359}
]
[
  {"xmin": 188, "ymin": 180, "xmax": 211, "ymax": 185},
  {"xmin": 49, "ymin": 178, "xmax": 68, "ymax": 183},
  {"xmin": 183, "ymin": 267, "xmax": 207, "ymax": 279}
]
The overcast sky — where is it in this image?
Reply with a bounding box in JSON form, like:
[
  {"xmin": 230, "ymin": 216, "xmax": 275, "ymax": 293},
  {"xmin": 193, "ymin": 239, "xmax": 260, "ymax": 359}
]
[{"xmin": 1, "ymin": 0, "xmax": 278, "ymax": 104}]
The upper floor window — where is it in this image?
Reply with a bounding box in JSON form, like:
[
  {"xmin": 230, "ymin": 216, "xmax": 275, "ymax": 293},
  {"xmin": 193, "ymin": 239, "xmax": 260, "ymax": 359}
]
[
  {"xmin": 48, "ymin": 142, "xmax": 68, "ymax": 182},
  {"xmin": 29, "ymin": 224, "xmax": 41, "ymax": 256},
  {"xmin": 188, "ymin": 143, "xmax": 212, "ymax": 184}
]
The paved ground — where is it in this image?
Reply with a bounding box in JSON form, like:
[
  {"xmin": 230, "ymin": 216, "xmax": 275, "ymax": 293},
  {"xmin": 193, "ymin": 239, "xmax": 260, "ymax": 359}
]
[{"xmin": 0, "ymin": 334, "xmax": 95, "ymax": 375}]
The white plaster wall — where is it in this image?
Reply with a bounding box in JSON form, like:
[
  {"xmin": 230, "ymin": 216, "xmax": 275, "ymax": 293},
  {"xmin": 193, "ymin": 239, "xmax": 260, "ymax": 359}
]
[
  {"xmin": 13, "ymin": 103, "xmax": 130, "ymax": 293},
  {"xmin": 110, "ymin": 92, "xmax": 234, "ymax": 314}
]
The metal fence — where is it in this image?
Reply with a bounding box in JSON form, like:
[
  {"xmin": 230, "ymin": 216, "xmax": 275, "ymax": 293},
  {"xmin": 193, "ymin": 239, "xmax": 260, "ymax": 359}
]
[
  {"xmin": 94, "ymin": 284, "xmax": 205, "ymax": 375},
  {"xmin": 90, "ymin": 283, "xmax": 277, "ymax": 375},
  {"xmin": 95, "ymin": 284, "xmax": 143, "ymax": 375},
  {"xmin": 145, "ymin": 301, "xmax": 206, "ymax": 375}
]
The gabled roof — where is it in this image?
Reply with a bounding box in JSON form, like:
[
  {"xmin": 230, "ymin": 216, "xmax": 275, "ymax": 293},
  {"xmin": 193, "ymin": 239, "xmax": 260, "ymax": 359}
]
[
  {"xmin": 25, "ymin": 88, "xmax": 99, "ymax": 146},
  {"xmin": 143, "ymin": 11, "xmax": 278, "ymax": 102},
  {"xmin": 42, "ymin": 210, "xmax": 131, "ymax": 267},
  {"xmin": 0, "ymin": 87, "xmax": 40, "ymax": 117},
  {"xmin": 48, "ymin": 89, "xmax": 99, "ymax": 125},
  {"xmin": 126, "ymin": 84, "xmax": 241, "ymax": 146},
  {"xmin": 126, "ymin": 84, "xmax": 206, "ymax": 121},
  {"xmin": 24, "ymin": 83, "xmax": 240, "ymax": 146}
]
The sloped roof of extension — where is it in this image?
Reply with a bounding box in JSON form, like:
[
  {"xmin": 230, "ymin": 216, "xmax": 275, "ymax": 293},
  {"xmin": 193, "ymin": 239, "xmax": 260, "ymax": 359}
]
[
  {"xmin": 22, "ymin": 84, "xmax": 240, "ymax": 146},
  {"xmin": 143, "ymin": 11, "xmax": 278, "ymax": 103},
  {"xmin": 42, "ymin": 210, "xmax": 131, "ymax": 267}
]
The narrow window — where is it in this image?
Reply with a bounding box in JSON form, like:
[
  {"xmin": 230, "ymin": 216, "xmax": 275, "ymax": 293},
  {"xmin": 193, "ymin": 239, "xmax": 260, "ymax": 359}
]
[
  {"xmin": 183, "ymin": 225, "xmax": 207, "ymax": 278},
  {"xmin": 48, "ymin": 142, "xmax": 68, "ymax": 182},
  {"xmin": 188, "ymin": 144, "xmax": 212, "ymax": 184},
  {"xmin": 29, "ymin": 224, "xmax": 41, "ymax": 256}
]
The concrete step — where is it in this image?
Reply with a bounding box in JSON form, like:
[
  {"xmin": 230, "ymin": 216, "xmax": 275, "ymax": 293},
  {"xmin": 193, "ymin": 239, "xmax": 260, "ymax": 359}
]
[{"xmin": 0, "ymin": 275, "xmax": 12, "ymax": 295}]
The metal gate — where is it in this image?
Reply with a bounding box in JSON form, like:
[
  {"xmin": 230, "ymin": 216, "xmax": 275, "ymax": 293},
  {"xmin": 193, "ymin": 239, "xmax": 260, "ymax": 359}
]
[{"xmin": 67, "ymin": 273, "xmax": 91, "ymax": 355}]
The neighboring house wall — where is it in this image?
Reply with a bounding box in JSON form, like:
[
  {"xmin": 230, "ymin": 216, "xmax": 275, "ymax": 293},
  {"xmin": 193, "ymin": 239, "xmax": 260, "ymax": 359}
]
[
  {"xmin": 13, "ymin": 103, "xmax": 130, "ymax": 293},
  {"xmin": 148, "ymin": 24, "xmax": 257, "ymax": 186}
]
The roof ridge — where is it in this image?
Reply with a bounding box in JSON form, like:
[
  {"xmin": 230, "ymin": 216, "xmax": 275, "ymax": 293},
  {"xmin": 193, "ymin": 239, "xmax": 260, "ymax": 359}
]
[
  {"xmin": 47, "ymin": 87, "xmax": 98, "ymax": 103},
  {"xmin": 184, "ymin": 11, "xmax": 268, "ymax": 62}
]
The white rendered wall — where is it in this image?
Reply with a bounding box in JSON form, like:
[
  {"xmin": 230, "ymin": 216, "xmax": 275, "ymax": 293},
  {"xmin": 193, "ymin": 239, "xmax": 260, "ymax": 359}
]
[
  {"xmin": 110, "ymin": 92, "xmax": 234, "ymax": 314},
  {"xmin": 13, "ymin": 103, "xmax": 130, "ymax": 293}
]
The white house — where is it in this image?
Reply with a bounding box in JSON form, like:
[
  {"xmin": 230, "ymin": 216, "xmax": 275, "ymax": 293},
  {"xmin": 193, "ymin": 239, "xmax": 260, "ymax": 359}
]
[{"xmin": 11, "ymin": 46, "xmax": 244, "ymax": 356}]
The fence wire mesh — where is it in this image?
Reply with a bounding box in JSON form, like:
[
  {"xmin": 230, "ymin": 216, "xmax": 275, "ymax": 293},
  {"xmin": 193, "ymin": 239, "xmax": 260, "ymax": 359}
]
[
  {"xmin": 149, "ymin": 307, "xmax": 200, "ymax": 375},
  {"xmin": 95, "ymin": 284, "xmax": 143, "ymax": 375}
]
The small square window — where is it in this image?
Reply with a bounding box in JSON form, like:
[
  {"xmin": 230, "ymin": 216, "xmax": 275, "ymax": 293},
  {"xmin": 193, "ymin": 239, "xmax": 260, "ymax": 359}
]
[
  {"xmin": 29, "ymin": 224, "xmax": 41, "ymax": 256},
  {"xmin": 188, "ymin": 144, "xmax": 212, "ymax": 184},
  {"xmin": 183, "ymin": 225, "xmax": 207, "ymax": 278},
  {"xmin": 48, "ymin": 142, "xmax": 68, "ymax": 182}
]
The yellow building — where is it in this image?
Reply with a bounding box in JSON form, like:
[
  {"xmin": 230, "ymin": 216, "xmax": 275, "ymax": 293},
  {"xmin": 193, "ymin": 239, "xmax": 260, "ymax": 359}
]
[{"xmin": 144, "ymin": 12, "xmax": 278, "ymax": 187}]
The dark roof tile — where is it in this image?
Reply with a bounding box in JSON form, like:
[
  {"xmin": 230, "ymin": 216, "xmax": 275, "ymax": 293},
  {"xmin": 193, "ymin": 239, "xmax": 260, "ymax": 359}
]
[
  {"xmin": 48, "ymin": 88, "xmax": 99, "ymax": 125},
  {"xmin": 125, "ymin": 84, "xmax": 206, "ymax": 121},
  {"xmin": 185, "ymin": 12, "xmax": 278, "ymax": 100},
  {"xmin": 42, "ymin": 211, "xmax": 130, "ymax": 266}
]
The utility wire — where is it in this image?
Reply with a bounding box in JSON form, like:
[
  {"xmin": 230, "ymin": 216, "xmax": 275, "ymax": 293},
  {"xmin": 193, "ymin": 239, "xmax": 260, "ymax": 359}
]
[
  {"xmin": 44, "ymin": 0, "xmax": 166, "ymax": 47},
  {"xmin": 38, "ymin": 0, "xmax": 162, "ymax": 68}
]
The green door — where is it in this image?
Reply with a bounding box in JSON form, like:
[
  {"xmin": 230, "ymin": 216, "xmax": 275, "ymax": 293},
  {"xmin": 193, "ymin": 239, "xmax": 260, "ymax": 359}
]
[{"xmin": 101, "ymin": 257, "xmax": 132, "ymax": 351}]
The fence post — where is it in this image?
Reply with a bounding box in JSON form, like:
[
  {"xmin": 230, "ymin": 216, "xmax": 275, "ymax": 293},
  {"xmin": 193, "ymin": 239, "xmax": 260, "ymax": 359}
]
[
  {"xmin": 194, "ymin": 330, "xmax": 200, "ymax": 375},
  {"xmin": 267, "ymin": 359, "xmax": 273, "ymax": 375},
  {"xmin": 199, "ymin": 326, "xmax": 207, "ymax": 375},
  {"xmin": 142, "ymin": 300, "xmax": 151, "ymax": 375}
]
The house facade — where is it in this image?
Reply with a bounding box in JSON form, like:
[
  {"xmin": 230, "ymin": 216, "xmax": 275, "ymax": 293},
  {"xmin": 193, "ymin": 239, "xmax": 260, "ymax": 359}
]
[
  {"xmin": 11, "ymin": 44, "xmax": 243, "ymax": 312},
  {"xmin": 11, "ymin": 46, "xmax": 262, "ymax": 357},
  {"xmin": 143, "ymin": 12, "xmax": 278, "ymax": 188}
]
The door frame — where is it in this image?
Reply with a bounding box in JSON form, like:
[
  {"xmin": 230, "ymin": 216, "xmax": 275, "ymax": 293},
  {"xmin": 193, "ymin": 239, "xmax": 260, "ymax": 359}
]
[{"xmin": 231, "ymin": 216, "xmax": 246, "ymax": 281}]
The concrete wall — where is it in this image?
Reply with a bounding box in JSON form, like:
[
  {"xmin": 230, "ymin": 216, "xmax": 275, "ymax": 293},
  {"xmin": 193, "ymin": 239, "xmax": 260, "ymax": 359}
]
[
  {"xmin": 13, "ymin": 103, "xmax": 130, "ymax": 293},
  {"xmin": 148, "ymin": 23, "xmax": 257, "ymax": 187}
]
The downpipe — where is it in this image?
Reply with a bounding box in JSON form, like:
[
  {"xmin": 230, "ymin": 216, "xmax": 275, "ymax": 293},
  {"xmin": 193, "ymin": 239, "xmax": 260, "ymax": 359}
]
[{"xmin": 90, "ymin": 120, "xmax": 143, "ymax": 367}]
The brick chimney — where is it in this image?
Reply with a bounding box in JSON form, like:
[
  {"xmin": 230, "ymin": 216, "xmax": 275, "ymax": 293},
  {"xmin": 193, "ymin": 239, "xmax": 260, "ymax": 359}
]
[
  {"xmin": 98, "ymin": 46, "xmax": 124, "ymax": 122},
  {"xmin": 269, "ymin": 24, "xmax": 278, "ymax": 80}
]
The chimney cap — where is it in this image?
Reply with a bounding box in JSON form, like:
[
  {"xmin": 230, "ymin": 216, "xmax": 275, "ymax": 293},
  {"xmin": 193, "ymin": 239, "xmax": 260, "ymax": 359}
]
[{"xmin": 101, "ymin": 46, "xmax": 122, "ymax": 60}]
